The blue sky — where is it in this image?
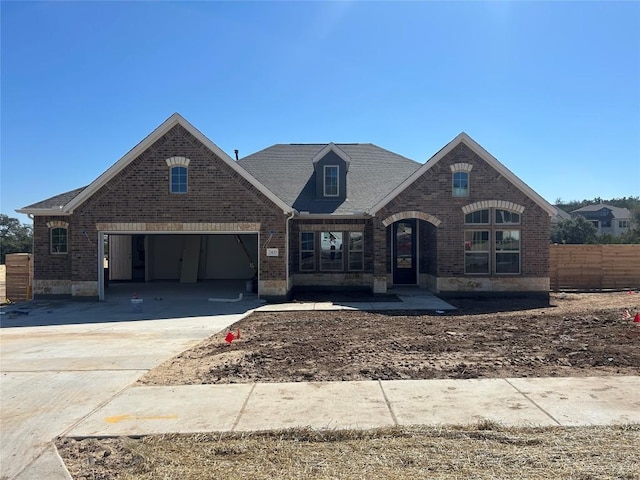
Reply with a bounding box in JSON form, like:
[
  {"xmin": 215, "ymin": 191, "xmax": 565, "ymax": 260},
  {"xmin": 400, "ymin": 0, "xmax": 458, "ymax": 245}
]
[{"xmin": 2, "ymin": 1, "xmax": 639, "ymax": 224}]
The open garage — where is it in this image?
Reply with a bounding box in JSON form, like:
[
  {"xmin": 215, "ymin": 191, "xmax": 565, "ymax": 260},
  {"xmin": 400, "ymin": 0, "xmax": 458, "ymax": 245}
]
[{"xmin": 103, "ymin": 232, "xmax": 259, "ymax": 300}]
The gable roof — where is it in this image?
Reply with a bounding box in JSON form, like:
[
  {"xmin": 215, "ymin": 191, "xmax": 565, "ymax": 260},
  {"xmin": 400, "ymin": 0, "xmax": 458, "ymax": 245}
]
[
  {"xmin": 369, "ymin": 132, "xmax": 557, "ymax": 217},
  {"xmin": 571, "ymin": 204, "xmax": 630, "ymax": 218},
  {"xmin": 18, "ymin": 113, "xmax": 292, "ymax": 216},
  {"xmin": 238, "ymin": 143, "xmax": 420, "ymax": 215},
  {"xmin": 18, "ymin": 186, "xmax": 88, "ymax": 215}
]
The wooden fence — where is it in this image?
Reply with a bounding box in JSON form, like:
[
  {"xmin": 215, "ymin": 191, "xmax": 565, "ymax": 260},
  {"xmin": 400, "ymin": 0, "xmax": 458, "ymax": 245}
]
[
  {"xmin": 549, "ymin": 244, "xmax": 640, "ymax": 291},
  {"xmin": 5, "ymin": 253, "xmax": 33, "ymax": 302}
]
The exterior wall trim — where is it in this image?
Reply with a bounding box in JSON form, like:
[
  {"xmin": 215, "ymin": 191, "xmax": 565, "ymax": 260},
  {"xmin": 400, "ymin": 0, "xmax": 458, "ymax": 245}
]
[
  {"xmin": 462, "ymin": 200, "xmax": 525, "ymax": 215},
  {"xmin": 96, "ymin": 222, "xmax": 261, "ymax": 232},
  {"xmin": 381, "ymin": 211, "xmax": 442, "ymax": 227}
]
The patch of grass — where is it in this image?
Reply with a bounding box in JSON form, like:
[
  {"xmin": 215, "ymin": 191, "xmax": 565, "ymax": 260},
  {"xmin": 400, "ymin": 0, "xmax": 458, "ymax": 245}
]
[{"xmin": 58, "ymin": 423, "xmax": 640, "ymax": 480}]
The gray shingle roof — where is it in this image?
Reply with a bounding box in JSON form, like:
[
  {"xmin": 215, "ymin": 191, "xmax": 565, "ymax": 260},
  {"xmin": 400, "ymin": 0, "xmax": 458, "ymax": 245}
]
[
  {"xmin": 237, "ymin": 144, "xmax": 420, "ymax": 214},
  {"xmin": 571, "ymin": 204, "xmax": 631, "ymax": 218},
  {"xmin": 22, "ymin": 186, "xmax": 87, "ymax": 210}
]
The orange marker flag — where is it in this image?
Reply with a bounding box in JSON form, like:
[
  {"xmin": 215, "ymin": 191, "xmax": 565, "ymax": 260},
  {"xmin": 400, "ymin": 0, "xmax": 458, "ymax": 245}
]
[
  {"xmin": 634, "ymin": 313, "xmax": 640, "ymax": 323},
  {"xmin": 225, "ymin": 331, "xmax": 235, "ymax": 343}
]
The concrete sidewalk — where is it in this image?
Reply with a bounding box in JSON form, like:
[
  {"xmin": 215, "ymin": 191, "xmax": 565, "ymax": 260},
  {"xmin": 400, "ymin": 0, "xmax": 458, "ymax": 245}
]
[{"xmin": 68, "ymin": 376, "xmax": 640, "ymax": 438}]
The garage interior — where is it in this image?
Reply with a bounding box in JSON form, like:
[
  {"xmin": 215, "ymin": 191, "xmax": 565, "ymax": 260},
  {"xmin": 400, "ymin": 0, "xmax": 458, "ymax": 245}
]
[{"xmin": 104, "ymin": 233, "xmax": 259, "ymax": 300}]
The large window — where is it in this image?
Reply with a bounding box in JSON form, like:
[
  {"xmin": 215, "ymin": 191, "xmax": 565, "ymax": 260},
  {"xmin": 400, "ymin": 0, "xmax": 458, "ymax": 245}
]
[
  {"xmin": 300, "ymin": 232, "xmax": 315, "ymax": 271},
  {"xmin": 324, "ymin": 166, "xmax": 339, "ymax": 197},
  {"xmin": 453, "ymin": 172, "xmax": 469, "ymax": 197},
  {"xmin": 170, "ymin": 166, "xmax": 188, "ymax": 193},
  {"xmin": 348, "ymin": 232, "xmax": 364, "ymax": 270},
  {"xmin": 464, "ymin": 206, "xmax": 522, "ymax": 275},
  {"xmin": 320, "ymin": 231, "xmax": 343, "ymax": 270},
  {"xmin": 464, "ymin": 230, "xmax": 489, "ymax": 274},
  {"xmin": 50, "ymin": 227, "xmax": 68, "ymax": 254},
  {"xmin": 300, "ymin": 230, "xmax": 364, "ymax": 272},
  {"xmin": 495, "ymin": 230, "xmax": 520, "ymax": 274}
]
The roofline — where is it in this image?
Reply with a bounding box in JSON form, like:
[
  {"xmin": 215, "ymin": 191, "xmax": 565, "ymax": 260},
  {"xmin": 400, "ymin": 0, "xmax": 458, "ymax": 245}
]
[
  {"xmin": 61, "ymin": 113, "xmax": 292, "ymax": 214},
  {"xmin": 368, "ymin": 132, "xmax": 557, "ymax": 217},
  {"xmin": 15, "ymin": 207, "xmax": 71, "ymax": 216},
  {"xmin": 312, "ymin": 143, "xmax": 351, "ymax": 167},
  {"xmin": 295, "ymin": 213, "xmax": 370, "ymax": 220}
]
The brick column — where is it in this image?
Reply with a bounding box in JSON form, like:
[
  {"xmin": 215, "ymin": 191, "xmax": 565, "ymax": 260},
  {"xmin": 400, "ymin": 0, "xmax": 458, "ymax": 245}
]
[{"xmin": 371, "ymin": 218, "xmax": 387, "ymax": 293}]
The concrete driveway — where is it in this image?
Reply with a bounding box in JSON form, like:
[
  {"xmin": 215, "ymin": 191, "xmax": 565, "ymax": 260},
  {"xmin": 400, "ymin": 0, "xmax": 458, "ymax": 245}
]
[{"xmin": 0, "ymin": 297, "xmax": 259, "ymax": 480}]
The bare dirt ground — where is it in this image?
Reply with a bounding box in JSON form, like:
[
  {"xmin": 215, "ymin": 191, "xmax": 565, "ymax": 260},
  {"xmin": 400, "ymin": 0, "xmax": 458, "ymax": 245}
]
[{"xmin": 140, "ymin": 292, "xmax": 640, "ymax": 386}]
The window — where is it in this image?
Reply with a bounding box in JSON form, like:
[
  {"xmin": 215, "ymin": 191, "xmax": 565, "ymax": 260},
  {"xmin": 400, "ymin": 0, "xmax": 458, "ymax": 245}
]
[
  {"xmin": 464, "ymin": 231, "xmax": 489, "ymax": 274},
  {"xmin": 170, "ymin": 166, "xmax": 188, "ymax": 193},
  {"xmin": 495, "ymin": 209, "xmax": 520, "ymax": 224},
  {"xmin": 324, "ymin": 166, "xmax": 339, "ymax": 197},
  {"xmin": 495, "ymin": 230, "xmax": 520, "ymax": 274},
  {"xmin": 452, "ymin": 172, "xmax": 469, "ymax": 197},
  {"xmin": 619, "ymin": 220, "xmax": 629, "ymax": 229},
  {"xmin": 348, "ymin": 232, "xmax": 364, "ymax": 270},
  {"xmin": 320, "ymin": 231, "xmax": 343, "ymax": 270},
  {"xmin": 300, "ymin": 232, "xmax": 315, "ymax": 271},
  {"xmin": 51, "ymin": 227, "xmax": 68, "ymax": 254},
  {"xmin": 465, "ymin": 209, "xmax": 489, "ymax": 224}
]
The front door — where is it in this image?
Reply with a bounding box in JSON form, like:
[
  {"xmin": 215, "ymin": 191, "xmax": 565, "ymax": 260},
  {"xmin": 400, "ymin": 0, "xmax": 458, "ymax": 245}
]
[{"xmin": 393, "ymin": 219, "xmax": 417, "ymax": 284}]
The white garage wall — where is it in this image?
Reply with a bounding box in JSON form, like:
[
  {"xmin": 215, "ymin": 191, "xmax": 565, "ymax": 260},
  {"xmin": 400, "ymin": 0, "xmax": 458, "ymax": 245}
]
[
  {"xmin": 148, "ymin": 235, "xmax": 183, "ymax": 280},
  {"xmin": 201, "ymin": 234, "xmax": 257, "ymax": 280}
]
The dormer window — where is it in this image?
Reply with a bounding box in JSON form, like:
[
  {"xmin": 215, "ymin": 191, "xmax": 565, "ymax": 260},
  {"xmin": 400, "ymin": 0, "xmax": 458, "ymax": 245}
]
[
  {"xmin": 324, "ymin": 165, "xmax": 339, "ymax": 197},
  {"xmin": 313, "ymin": 144, "xmax": 350, "ymax": 201}
]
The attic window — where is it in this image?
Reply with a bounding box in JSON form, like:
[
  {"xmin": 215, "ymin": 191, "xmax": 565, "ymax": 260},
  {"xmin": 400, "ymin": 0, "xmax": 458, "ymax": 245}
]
[
  {"xmin": 170, "ymin": 166, "xmax": 188, "ymax": 193},
  {"xmin": 452, "ymin": 172, "xmax": 469, "ymax": 197},
  {"xmin": 324, "ymin": 165, "xmax": 339, "ymax": 197},
  {"xmin": 166, "ymin": 157, "xmax": 190, "ymax": 194},
  {"xmin": 451, "ymin": 163, "xmax": 473, "ymax": 197}
]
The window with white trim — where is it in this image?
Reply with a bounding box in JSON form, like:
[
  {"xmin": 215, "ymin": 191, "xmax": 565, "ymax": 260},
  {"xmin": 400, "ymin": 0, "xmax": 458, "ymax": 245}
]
[
  {"xmin": 348, "ymin": 232, "xmax": 364, "ymax": 271},
  {"xmin": 324, "ymin": 166, "xmax": 339, "ymax": 197},
  {"xmin": 300, "ymin": 230, "xmax": 364, "ymax": 272},
  {"xmin": 453, "ymin": 171, "xmax": 469, "ymax": 197},
  {"xmin": 495, "ymin": 209, "xmax": 520, "ymax": 224},
  {"xmin": 320, "ymin": 231, "xmax": 343, "ymax": 270},
  {"xmin": 464, "ymin": 230, "xmax": 489, "ymax": 274},
  {"xmin": 465, "ymin": 209, "xmax": 489, "ymax": 225},
  {"xmin": 50, "ymin": 227, "xmax": 68, "ymax": 254},
  {"xmin": 170, "ymin": 166, "xmax": 188, "ymax": 193},
  {"xmin": 619, "ymin": 220, "xmax": 629, "ymax": 229},
  {"xmin": 495, "ymin": 230, "xmax": 520, "ymax": 274},
  {"xmin": 463, "ymin": 206, "xmax": 523, "ymax": 275},
  {"xmin": 300, "ymin": 232, "xmax": 315, "ymax": 271}
]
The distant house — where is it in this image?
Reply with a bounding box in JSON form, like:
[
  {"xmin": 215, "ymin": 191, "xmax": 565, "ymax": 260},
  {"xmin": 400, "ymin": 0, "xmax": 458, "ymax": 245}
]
[
  {"xmin": 18, "ymin": 113, "xmax": 556, "ymax": 301},
  {"xmin": 570, "ymin": 204, "xmax": 631, "ymax": 236}
]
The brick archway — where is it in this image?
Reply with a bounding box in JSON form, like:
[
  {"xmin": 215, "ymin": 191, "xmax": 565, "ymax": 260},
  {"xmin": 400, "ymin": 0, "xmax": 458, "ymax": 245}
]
[{"xmin": 381, "ymin": 210, "xmax": 441, "ymax": 227}]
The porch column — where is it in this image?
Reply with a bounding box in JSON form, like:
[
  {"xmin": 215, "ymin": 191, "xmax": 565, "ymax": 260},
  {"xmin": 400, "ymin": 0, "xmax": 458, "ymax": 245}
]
[{"xmin": 372, "ymin": 218, "xmax": 387, "ymax": 293}]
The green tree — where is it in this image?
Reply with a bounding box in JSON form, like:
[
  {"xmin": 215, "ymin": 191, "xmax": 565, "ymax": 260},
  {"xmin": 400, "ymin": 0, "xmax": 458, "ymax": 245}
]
[
  {"xmin": 0, "ymin": 214, "xmax": 33, "ymax": 263},
  {"xmin": 551, "ymin": 216, "xmax": 598, "ymax": 244}
]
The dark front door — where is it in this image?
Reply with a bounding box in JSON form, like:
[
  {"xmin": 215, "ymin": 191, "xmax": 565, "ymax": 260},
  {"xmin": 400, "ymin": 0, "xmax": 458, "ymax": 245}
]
[{"xmin": 393, "ymin": 219, "xmax": 417, "ymax": 284}]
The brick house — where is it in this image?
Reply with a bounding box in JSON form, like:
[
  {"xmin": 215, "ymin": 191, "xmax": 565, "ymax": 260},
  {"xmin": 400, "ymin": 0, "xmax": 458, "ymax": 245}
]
[{"xmin": 18, "ymin": 113, "xmax": 556, "ymax": 301}]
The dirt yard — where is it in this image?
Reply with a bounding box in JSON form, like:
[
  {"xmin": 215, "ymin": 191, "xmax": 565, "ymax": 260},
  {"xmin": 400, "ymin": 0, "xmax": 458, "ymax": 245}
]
[{"xmin": 140, "ymin": 292, "xmax": 640, "ymax": 386}]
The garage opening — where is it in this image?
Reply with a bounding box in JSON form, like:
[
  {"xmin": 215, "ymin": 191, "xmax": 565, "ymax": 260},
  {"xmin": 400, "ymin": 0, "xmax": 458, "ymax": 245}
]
[{"xmin": 102, "ymin": 233, "xmax": 258, "ymax": 300}]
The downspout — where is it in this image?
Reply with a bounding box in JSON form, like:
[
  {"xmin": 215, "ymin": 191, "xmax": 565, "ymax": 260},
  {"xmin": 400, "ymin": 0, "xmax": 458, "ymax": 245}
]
[
  {"xmin": 285, "ymin": 209, "xmax": 296, "ymax": 294},
  {"xmin": 27, "ymin": 214, "xmax": 34, "ymax": 300}
]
